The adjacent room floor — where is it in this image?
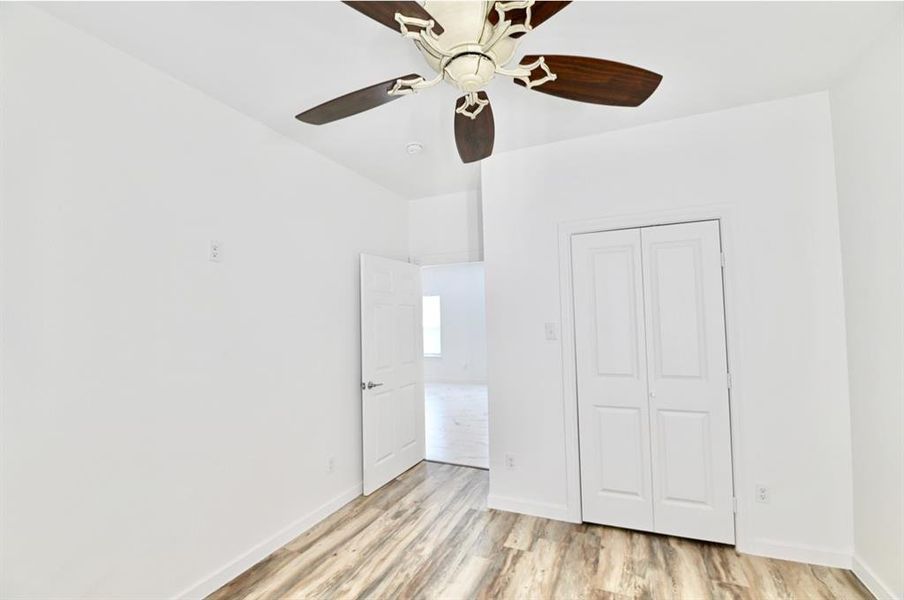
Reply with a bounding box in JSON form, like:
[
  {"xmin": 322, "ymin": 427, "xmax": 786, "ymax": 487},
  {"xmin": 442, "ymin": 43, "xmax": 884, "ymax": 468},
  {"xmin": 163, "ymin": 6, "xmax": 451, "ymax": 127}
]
[
  {"xmin": 210, "ymin": 462, "xmax": 871, "ymax": 600},
  {"xmin": 425, "ymin": 383, "xmax": 489, "ymax": 469}
]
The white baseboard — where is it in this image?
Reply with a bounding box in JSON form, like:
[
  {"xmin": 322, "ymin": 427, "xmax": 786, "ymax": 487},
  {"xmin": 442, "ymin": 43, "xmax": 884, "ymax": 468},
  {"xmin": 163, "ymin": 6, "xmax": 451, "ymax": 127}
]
[
  {"xmin": 487, "ymin": 494, "xmax": 577, "ymax": 523},
  {"xmin": 737, "ymin": 539, "xmax": 851, "ymax": 569},
  {"xmin": 852, "ymin": 554, "xmax": 901, "ymax": 600},
  {"xmin": 173, "ymin": 483, "xmax": 363, "ymax": 600}
]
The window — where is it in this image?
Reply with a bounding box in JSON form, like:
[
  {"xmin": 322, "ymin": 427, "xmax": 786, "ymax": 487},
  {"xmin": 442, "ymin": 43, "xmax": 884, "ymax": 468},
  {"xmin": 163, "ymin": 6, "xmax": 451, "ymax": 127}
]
[{"xmin": 423, "ymin": 296, "xmax": 441, "ymax": 357}]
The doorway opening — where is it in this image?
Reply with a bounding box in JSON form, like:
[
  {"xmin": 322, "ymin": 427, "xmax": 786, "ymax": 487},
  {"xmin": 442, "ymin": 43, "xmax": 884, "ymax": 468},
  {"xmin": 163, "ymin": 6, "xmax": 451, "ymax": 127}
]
[{"xmin": 420, "ymin": 262, "xmax": 488, "ymax": 469}]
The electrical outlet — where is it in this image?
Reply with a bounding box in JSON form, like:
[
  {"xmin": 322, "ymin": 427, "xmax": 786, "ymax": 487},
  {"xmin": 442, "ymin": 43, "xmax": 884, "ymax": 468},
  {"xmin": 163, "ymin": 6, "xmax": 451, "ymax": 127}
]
[
  {"xmin": 208, "ymin": 240, "xmax": 223, "ymax": 263},
  {"xmin": 328, "ymin": 457, "xmax": 335, "ymax": 474},
  {"xmin": 504, "ymin": 453, "xmax": 516, "ymax": 470},
  {"xmin": 755, "ymin": 484, "xmax": 769, "ymax": 503}
]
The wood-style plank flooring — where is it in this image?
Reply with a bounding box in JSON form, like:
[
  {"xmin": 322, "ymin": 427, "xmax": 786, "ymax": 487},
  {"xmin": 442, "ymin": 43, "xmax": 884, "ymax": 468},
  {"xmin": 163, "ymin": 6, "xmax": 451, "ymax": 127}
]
[
  {"xmin": 425, "ymin": 383, "xmax": 489, "ymax": 469},
  {"xmin": 209, "ymin": 462, "xmax": 872, "ymax": 600}
]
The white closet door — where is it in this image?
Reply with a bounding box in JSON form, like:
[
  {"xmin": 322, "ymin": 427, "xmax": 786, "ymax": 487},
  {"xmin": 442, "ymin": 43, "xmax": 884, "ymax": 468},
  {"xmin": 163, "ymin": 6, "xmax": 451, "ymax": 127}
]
[
  {"xmin": 641, "ymin": 221, "xmax": 735, "ymax": 544},
  {"xmin": 572, "ymin": 229, "xmax": 655, "ymax": 531}
]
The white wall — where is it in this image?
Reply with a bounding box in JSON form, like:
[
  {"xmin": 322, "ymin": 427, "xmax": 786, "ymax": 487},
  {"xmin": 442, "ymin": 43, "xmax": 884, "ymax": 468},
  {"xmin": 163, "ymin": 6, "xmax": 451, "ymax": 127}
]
[
  {"xmin": 0, "ymin": 5, "xmax": 408, "ymax": 599},
  {"xmin": 409, "ymin": 191, "xmax": 483, "ymax": 265},
  {"xmin": 830, "ymin": 15, "xmax": 904, "ymax": 599},
  {"xmin": 482, "ymin": 93, "xmax": 855, "ymax": 566},
  {"xmin": 422, "ymin": 263, "xmax": 487, "ymax": 384}
]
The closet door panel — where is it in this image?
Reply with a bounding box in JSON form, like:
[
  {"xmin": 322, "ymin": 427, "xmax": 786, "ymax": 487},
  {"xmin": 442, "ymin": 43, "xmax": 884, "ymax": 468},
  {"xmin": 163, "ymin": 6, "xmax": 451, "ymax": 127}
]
[
  {"xmin": 641, "ymin": 220, "xmax": 735, "ymax": 544},
  {"xmin": 572, "ymin": 229, "xmax": 654, "ymax": 531}
]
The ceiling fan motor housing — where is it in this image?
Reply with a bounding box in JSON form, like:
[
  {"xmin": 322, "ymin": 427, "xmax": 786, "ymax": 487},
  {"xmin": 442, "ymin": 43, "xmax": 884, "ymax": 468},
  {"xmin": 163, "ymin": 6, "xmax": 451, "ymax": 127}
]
[{"xmin": 415, "ymin": 1, "xmax": 520, "ymax": 93}]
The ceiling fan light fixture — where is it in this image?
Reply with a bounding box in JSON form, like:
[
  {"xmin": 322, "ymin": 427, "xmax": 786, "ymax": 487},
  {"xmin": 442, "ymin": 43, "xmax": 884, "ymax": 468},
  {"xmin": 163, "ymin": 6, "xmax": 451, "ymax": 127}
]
[{"xmin": 444, "ymin": 53, "xmax": 496, "ymax": 93}]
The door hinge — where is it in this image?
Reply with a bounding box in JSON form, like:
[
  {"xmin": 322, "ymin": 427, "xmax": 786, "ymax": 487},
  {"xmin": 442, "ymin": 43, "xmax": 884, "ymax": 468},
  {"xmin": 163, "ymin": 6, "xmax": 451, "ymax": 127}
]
[
  {"xmin": 720, "ymin": 252, "xmax": 727, "ymax": 268},
  {"xmin": 727, "ymin": 372, "xmax": 733, "ymax": 389},
  {"xmin": 732, "ymin": 497, "xmax": 738, "ymax": 513}
]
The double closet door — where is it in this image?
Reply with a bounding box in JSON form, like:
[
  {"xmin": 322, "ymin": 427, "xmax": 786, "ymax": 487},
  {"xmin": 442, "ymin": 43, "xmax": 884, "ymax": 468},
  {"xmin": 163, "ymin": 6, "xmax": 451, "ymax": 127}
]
[{"xmin": 572, "ymin": 220, "xmax": 735, "ymax": 544}]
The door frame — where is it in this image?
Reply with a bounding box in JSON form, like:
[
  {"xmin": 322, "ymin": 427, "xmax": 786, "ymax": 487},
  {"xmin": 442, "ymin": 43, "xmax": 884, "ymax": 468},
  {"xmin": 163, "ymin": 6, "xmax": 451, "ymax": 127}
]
[{"xmin": 557, "ymin": 204, "xmax": 747, "ymax": 547}]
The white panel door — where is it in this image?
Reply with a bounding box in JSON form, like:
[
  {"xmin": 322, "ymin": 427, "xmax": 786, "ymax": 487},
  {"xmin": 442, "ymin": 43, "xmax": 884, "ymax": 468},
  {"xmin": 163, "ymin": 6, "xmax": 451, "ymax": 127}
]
[
  {"xmin": 360, "ymin": 254, "xmax": 425, "ymax": 495},
  {"xmin": 572, "ymin": 229, "xmax": 655, "ymax": 531},
  {"xmin": 641, "ymin": 221, "xmax": 735, "ymax": 544}
]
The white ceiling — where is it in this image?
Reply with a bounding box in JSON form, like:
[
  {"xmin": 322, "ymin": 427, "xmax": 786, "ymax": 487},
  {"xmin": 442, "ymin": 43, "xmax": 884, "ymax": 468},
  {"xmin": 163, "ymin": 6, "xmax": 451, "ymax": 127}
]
[{"xmin": 41, "ymin": 1, "xmax": 900, "ymax": 199}]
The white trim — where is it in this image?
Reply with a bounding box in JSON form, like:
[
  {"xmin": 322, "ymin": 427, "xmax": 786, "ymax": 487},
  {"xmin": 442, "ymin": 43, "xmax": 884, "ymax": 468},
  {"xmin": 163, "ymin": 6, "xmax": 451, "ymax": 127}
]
[
  {"xmin": 556, "ymin": 204, "xmax": 748, "ymax": 547},
  {"xmin": 852, "ymin": 554, "xmax": 901, "ymax": 600},
  {"xmin": 738, "ymin": 539, "xmax": 852, "ymax": 570},
  {"xmin": 486, "ymin": 494, "xmax": 577, "ymax": 523},
  {"xmin": 173, "ymin": 483, "xmax": 362, "ymax": 600},
  {"xmin": 411, "ymin": 250, "xmax": 483, "ymax": 266},
  {"xmin": 420, "ymin": 259, "xmax": 486, "ymax": 269}
]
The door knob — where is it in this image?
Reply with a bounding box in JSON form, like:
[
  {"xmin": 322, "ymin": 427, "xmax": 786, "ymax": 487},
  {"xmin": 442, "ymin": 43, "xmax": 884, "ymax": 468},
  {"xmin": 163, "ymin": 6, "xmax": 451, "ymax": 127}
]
[{"xmin": 365, "ymin": 381, "xmax": 384, "ymax": 390}]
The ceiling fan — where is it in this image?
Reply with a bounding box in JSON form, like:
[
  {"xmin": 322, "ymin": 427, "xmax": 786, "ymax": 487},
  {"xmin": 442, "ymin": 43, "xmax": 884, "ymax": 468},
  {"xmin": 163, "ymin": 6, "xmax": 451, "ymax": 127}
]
[{"xmin": 295, "ymin": 1, "xmax": 662, "ymax": 163}]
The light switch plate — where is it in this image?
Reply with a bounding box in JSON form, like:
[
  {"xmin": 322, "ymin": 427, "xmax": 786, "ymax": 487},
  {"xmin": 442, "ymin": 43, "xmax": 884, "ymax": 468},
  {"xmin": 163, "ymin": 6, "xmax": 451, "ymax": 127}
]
[
  {"xmin": 209, "ymin": 240, "xmax": 223, "ymax": 263},
  {"xmin": 544, "ymin": 322, "xmax": 559, "ymax": 341}
]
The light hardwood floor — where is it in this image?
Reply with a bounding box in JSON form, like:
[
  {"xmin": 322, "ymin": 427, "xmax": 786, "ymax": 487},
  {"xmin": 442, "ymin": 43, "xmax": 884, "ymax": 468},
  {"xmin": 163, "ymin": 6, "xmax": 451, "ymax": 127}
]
[
  {"xmin": 209, "ymin": 462, "xmax": 871, "ymax": 600},
  {"xmin": 425, "ymin": 383, "xmax": 489, "ymax": 469}
]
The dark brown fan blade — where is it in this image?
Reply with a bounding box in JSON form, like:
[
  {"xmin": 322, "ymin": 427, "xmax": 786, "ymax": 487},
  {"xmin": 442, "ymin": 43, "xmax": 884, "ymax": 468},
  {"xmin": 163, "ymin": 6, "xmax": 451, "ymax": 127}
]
[
  {"xmin": 487, "ymin": 1, "xmax": 571, "ymax": 38},
  {"xmin": 454, "ymin": 92, "xmax": 495, "ymax": 163},
  {"xmin": 343, "ymin": 1, "xmax": 444, "ymax": 35},
  {"xmin": 514, "ymin": 55, "xmax": 662, "ymax": 107},
  {"xmin": 295, "ymin": 74, "xmax": 420, "ymax": 125}
]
